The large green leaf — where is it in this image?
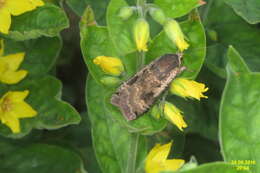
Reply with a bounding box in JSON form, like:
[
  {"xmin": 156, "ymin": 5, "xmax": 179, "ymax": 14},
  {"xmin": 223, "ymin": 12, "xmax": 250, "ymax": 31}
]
[
  {"xmin": 172, "ymin": 162, "xmax": 251, "ymax": 173},
  {"xmin": 0, "ymin": 142, "xmax": 86, "ymax": 173},
  {"xmin": 220, "ymin": 47, "xmax": 260, "ymax": 173},
  {"xmin": 0, "ymin": 76, "xmax": 81, "ymax": 138},
  {"xmin": 225, "ymin": 0, "xmax": 260, "ymax": 24},
  {"xmin": 147, "ymin": 10, "xmax": 206, "ymax": 79},
  {"xmin": 3, "ymin": 36, "xmax": 61, "ymax": 77},
  {"xmin": 202, "ymin": 0, "xmax": 260, "ymax": 77},
  {"xmin": 106, "ymin": 0, "xmax": 138, "ymax": 55},
  {"xmin": 154, "ymin": 0, "xmax": 202, "ymax": 18},
  {"xmin": 7, "ymin": 4, "xmax": 69, "ymax": 41},
  {"xmin": 86, "ymin": 76, "xmax": 147, "ymax": 173}
]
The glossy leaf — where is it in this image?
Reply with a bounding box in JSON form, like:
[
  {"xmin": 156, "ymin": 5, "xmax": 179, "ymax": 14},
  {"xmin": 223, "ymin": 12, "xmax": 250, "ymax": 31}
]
[
  {"xmin": 154, "ymin": 0, "xmax": 202, "ymax": 18},
  {"xmin": 8, "ymin": 4, "xmax": 69, "ymax": 41},
  {"xmin": 220, "ymin": 47, "xmax": 259, "ymax": 173},
  {"xmin": 3, "ymin": 36, "xmax": 62, "ymax": 77},
  {"xmin": 80, "ymin": 7, "xmax": 168, "ymax": 133},
  {"xmin": 202, "ymin": 0, "xmax": 260, "ymax": 77},
  {"xmin": 86, "ymin": 76, "xmax": 147, "ymax": 173},
  {"xmin": 147, "ymin": 10, "xmax": 206, "ymax": 79},
  {"xmin": 106, "ymin": 0, "xmax": 138, "ymax": 55},
  {"xmin": 0, "ymin": 143, "xmax": 86, "ymax": 173},
  {"xmin": 0, "ymin": 76, "xmax": 81, "ymax": 138},
  {"xmin": 225, "ymin": 0, "xmax": 260, "ymax": 24}
]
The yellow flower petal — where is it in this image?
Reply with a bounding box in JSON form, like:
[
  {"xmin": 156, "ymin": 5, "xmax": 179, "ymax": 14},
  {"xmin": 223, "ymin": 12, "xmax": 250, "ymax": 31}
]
[
  {"xmin": 3, "ymin": 90, "xmax": 29, "ymax": 102},
  {"xmin": 170, "ymin": 78, "xmax": 208, "ymax": 100},
  {"xmin": 0, "ymin": 70, "xmax": 28, "ymax": 84},
  {"xmin": 0, "ymin": 52, "xmax": 28, "ymax": 84},
  {"xmin": 11, "ymin": 102, "xmax": 37, "ymax": 118},
  {"xmin": 164, "ymin": 19, "xmax": 189, "ymax": 52},
  {"xmin": 133, "ymin": 18, "xmax": 150, "ymax": 52},
  {"xmin": 5, "ymin": 0, "xmax": 44, "ymax": 16},
  {"xmin": 0, "ymin": 8, "xmax": 11, "ymax": 34},
  {"xmin": 164, "ymin": 159, "xmax": 185, "ymax": 171},
  {"xmin": 164, "ymin": 102, "xmax": 187, "ymax": 131},
  {"xmin": 0, "ymin": 112, "xmax": 20, "ymax": 133},
  {"xmin": 0, "ymin": 53, "xmax": 25, "ymax": 71},
  {"xmin": 145, "ymin": 142, "xmax": 185, "ymax": 173},
  {"xmin": 93, "ymin": 56, "xmax": 124, "ymax": 76},
  {"xmin": 146, "ymin": 142, "xmax": 172, "ymax": 163}
]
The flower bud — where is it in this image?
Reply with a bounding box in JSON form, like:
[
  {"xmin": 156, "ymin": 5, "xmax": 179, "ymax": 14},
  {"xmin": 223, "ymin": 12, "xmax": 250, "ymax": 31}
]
[
  {"xmin": 151, "ymin": 104, "xmax": 161, "ymax": 119},
  {"xmin": 118, "ymin": 6, "xmax": 134, "ymax": 20},
  {"xmin": 164, "ymin": 102, "xmax": 187, "ymax": 131},
  {"xmin": 170, "ymin": 78, "xmax": 208, "ymax": 100},
  {"xmin": 149, "ymin": 8, "xmax": 166, "ymax": 25},
  {"xmin": 133, "ymin": 18, "xmax": 150, "ymax": 52},
  {"xmin": 93, "ymin": 56, "xmax": 124, "ymax": 76},
  {"xmin": 164, "ymin": 19, "xmax": 189, "ymax": 52},
  {"xmin": 100, "ymin": 76, "xmax": 120, "ymax": 86}
]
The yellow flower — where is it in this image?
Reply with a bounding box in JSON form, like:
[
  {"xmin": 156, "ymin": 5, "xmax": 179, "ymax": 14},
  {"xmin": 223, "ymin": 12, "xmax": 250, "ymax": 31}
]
[
  {"xmin": 0, "ymin": 90, "xmax": 37, "ymax": 133},
  {"xmin": 93, "ymin": 56, "xmax": 124, "ymax": 76},
  {"xmin": 0, "ymin": 50, "xmax": 28, "ymax": 84},
  {"xmin": 164, "ymin": 19, "xmax": 189, "ymax": 52},
  {"xmin": 170, "ymin": 78, "xmax": 208, "ymax": 100},
  {"xmin": 133, "ymin": 18, "xmax": 150, "ymax": 52},
  {"xmin": 164, "ymin": 102, "xmax": 187, "ymax": 131},
  {"xmin": 145, "ymin": 142, "xmax": 185, "ymax": 173},
  {"xmin": 0, "ymin": 0, "xmax": 44, "ymax": 34}
]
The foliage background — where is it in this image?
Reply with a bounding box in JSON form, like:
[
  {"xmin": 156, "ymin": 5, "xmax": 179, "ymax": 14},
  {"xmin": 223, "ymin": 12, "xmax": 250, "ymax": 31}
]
[{"xmin": 0, "ymin": 0, "xmax": 259, "ymax": 173}]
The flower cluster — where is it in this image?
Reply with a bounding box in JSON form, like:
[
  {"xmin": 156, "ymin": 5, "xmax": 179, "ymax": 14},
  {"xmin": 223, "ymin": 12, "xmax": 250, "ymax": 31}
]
[{"xmin": 0, "ymin": 40, "xmax": 37, "ymax": 133}]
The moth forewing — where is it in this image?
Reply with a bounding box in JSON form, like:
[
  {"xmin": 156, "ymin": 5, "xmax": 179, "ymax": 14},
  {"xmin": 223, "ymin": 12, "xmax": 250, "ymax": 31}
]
[{"xmin": 111, "ymin": 54, "xmax": 185, "ymax": 121}]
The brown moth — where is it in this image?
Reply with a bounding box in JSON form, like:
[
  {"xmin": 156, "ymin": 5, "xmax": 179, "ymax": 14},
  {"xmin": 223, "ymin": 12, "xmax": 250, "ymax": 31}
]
[{"xmin": 110, "ymin": 53, "xmax": 185, "ymax": 121}]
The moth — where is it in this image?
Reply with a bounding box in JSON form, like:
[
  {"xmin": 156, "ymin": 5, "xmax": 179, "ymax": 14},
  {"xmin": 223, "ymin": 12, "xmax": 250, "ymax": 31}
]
[{"xmin": 110, "ymin": 53, "xmax": 185, "ymax": 121}]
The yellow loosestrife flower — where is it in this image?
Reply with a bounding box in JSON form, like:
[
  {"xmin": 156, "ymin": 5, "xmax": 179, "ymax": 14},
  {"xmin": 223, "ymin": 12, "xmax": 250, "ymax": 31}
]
[
  {"xmin": 164, "ymin": 19, "xmax": 189, "ymax": 52},
  {"xmin": 170, "ymin": 78, "xmax": 208, "ymax": 100},
  {"xmin": 93, "ymin": 56, "xmax": 124, "ymax": 76},
  {"xmin": 0, "ymin": 90, "xmax": 37, "ymax": 133},
  {"xmin": 0, "ymin": 47, "xmax": 28, "ymax": 84},
  {"xmin": 145, "ymin": 142, "xmax": 185, "ymax": 173},
  {"xmin": 0, "ymin": 0, "xmax": 44, "ymax": 34},
  {"xmin": 164, "ymin": 102, "xmax": 187, "ymax": 131},
  {"xmin": 133, "ymin": 18, "xmax": 150, "ymax": 52}
]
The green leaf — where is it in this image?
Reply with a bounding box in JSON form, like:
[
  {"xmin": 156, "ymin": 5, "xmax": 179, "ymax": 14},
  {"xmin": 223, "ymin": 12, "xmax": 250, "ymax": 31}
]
[
  {"xmin": 154, "ymin": 0, "xmax": 202, "ymax": 18},
  {"xmin": 81, "ymin": 7, "xmax": 167, "ymax": 133},
  {"xmin": 66, "ymin": 0, "xmax": 109, "ymax": 25},
  {"xmin": 220, "ymin": 47, "xmax": 259, "ymax": 173},
  {"xmin": 225, "ymin": 0, "xmax": 260, "ymax": 24},
  {"xmin": 106, "ymin": 0, "xmax": 138, "ymax": 55},
  {"xmin": 3, "ymin": 36, "xmax": 62, "ymax": 77},
  {"xmin": 0, "ymin": 143, "xmax": 86, "ymax": 173},
  {"xmin": 147, "ymin": 10, "xmax": 206, "ymax": 79},
  {"xmin": 202, "ymin": 0, "xmax": 260, "ymax": 77},
  {"xmin": 80, "ymin": 25, "xmax": 118, "ymax": 84},
  {"xmin": 226, "ymin": 46, "xmax": 250, "ymax": 74},
  {"xmin": 172, "ymin": 162, "xmax": 251, "ymax": 173},
  {"xmin": 86, "ymin": 76, "xmax": 147, "ymax": 173},
  {"xmin": 8, "ymin": 4, "xmax": 69, "ymax": 41},
  {"xmin": 0, "ymin": 76, "xmax": 81, "ymax": 138}
]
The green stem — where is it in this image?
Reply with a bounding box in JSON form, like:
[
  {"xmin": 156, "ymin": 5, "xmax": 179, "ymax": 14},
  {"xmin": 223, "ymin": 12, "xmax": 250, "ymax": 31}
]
[{"xmin": 126, "ymin": 133, "xmax": 140, "ymax": 173}]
